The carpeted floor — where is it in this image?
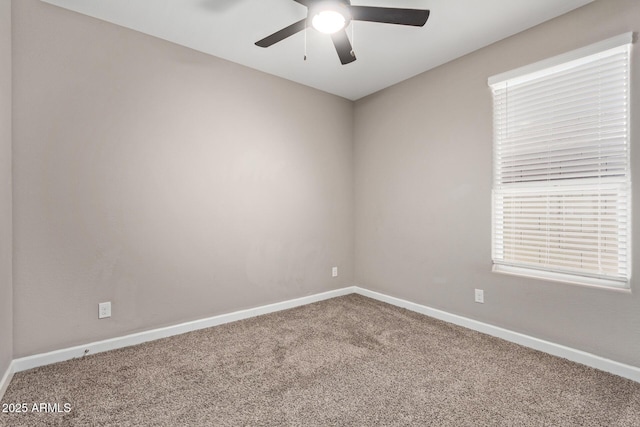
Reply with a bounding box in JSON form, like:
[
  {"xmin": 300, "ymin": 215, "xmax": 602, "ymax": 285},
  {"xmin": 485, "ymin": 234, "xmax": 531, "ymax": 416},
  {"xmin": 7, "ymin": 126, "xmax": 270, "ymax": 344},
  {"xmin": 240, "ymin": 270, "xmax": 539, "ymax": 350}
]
[{"xmin": 2, "ymin": 294, "xmax": 640, "ymax": 426}]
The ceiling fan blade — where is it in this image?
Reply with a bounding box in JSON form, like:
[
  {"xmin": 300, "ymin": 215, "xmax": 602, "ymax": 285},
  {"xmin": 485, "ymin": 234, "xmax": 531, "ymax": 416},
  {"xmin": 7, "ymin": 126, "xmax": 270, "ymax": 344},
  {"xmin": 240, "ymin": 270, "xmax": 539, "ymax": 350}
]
[
  {"xmin": 293, "ymin": 0, "xmax": 312, "ymax": 6},
  {"xmin": 330, "ymin": 29, "xmax": 356, "ymax": 65},
  {"xmin": 350, "ymin": 6, "xmax": 430, "ymax": 26},
  {"xmin": 255, "ymin": 19, "xmax": 308, "ymax": 48}
]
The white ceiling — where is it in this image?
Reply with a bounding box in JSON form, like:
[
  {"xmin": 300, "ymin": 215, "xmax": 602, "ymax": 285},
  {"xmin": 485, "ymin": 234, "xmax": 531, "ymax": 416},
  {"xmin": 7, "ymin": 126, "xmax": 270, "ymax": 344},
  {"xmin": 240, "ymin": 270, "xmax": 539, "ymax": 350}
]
[{"xmin": 41, "ymin": 0, "xmax": 594, "ymax": 100}]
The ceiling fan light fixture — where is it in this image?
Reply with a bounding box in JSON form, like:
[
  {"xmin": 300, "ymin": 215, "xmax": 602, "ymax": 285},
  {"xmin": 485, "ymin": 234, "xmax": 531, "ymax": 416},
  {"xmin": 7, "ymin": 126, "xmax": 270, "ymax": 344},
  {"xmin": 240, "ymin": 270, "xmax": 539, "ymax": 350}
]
[
  {"xmin": 312, "ymin": 10, "xmax": 346, "ymax": 34},
  {"xmin": 309, "ymin": 2, "xmax": 351, "ymax": 34}
]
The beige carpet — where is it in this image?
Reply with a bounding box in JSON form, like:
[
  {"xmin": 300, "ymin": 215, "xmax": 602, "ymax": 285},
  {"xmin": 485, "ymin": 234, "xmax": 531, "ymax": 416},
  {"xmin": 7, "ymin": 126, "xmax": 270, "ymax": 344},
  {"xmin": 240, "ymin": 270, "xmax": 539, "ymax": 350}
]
[{"xmin": 2, "ymin": 294, "xmax": 639, "ymax": 426}]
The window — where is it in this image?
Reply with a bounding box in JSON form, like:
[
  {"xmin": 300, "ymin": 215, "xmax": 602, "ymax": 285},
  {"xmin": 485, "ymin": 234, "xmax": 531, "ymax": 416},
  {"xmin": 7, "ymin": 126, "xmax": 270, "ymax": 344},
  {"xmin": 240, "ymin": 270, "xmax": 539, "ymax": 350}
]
[{"xmin": 489, "ymin": 33, "xmax": 633, "ymax": 289}]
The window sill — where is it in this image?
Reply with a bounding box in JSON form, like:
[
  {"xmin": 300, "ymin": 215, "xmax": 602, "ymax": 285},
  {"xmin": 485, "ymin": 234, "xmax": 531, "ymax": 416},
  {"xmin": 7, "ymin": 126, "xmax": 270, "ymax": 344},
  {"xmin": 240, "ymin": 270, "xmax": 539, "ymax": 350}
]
[{"xmin": 492, "ymin": 264, "xmax": 631, "ymax": 293}]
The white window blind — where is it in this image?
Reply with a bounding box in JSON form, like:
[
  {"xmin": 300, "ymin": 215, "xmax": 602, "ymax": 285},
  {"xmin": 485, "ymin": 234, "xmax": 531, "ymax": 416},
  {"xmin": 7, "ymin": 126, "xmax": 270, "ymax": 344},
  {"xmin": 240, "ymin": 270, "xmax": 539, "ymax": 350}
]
[{"xmin": 489, "ymin": 34, "xmax": 632, "ymax": 288}]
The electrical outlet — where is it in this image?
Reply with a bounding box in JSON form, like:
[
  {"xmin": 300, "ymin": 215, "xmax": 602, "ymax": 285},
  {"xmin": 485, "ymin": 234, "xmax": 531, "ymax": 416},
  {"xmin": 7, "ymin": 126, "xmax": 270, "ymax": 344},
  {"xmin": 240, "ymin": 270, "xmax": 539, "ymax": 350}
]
[
  {"xmin": 99, "ymin": 302, "xmax": 111, "ymax": 319},
  {"xmin": 474, "ymin": 289, "xmax": 484, "ymax": 304},
  {"xmin": 332, "ymin": 266, "xmax": 338, "ymax": 277}
]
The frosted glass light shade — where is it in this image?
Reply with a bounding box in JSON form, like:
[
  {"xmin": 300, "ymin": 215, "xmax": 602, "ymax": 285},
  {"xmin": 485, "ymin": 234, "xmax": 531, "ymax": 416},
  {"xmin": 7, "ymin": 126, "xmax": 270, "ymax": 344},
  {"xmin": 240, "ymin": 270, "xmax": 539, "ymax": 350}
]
[{"xmin": 312, "ymin": 10, "xmax": 346, "ymax": 34}]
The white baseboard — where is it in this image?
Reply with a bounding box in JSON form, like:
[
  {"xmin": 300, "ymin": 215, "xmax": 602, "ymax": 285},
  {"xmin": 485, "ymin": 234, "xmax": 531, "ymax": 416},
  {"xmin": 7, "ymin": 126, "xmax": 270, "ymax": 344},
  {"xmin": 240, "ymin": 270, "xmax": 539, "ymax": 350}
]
[
  {"xmin": 8, "ymin": 285, "xmax": 640, "ymax": 385},
  {"xmin": 0, "ymin": 360, "xmax": 15, "ymax": 401},
  {"xmin": 353, "ymin": 286, "xmax": 640, "ymax": 383},
  {"xmin": 12, "ymin": 287, "xmax": 356, "ymax": 373}
]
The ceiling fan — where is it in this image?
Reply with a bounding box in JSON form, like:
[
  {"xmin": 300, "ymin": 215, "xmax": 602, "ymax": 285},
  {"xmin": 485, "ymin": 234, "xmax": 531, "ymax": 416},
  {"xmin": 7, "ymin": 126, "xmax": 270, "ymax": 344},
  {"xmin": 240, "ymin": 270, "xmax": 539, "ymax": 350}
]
[{"xmin": 255, "ymin": 0, "xmax": 430, "ymax": 65}]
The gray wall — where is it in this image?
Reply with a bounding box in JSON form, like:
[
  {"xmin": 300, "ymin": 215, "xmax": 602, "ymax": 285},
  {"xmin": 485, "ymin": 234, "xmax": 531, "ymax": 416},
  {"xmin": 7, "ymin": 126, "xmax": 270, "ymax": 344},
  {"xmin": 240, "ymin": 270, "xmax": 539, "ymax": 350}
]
[
  {"xmin": 12, "ymin": 0, "xmax": 354, "ymax": 357},
  {"xmin": 0, "ymin": 0, "xmax": 12, "ymax": 376},
  {"xmin": 354, "ymin": 0, "xmax": 640, "ymax": 367}
]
